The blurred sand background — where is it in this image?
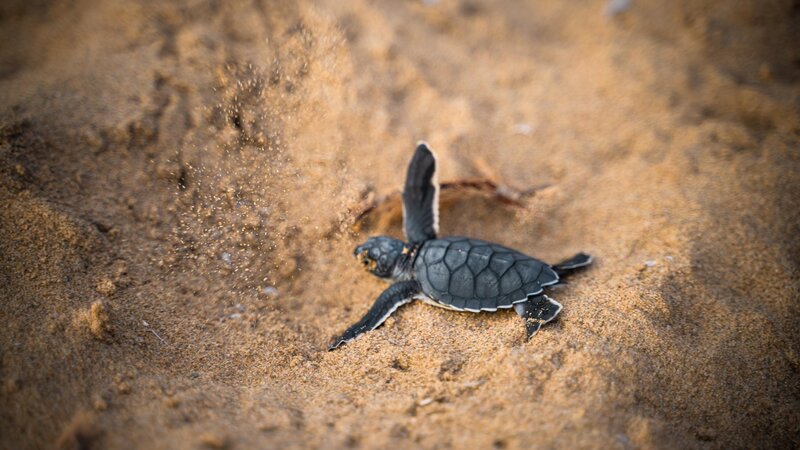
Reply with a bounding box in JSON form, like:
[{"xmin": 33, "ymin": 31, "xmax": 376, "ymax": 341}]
[{"xmin": 1, "ymin": 0, "xmax": 799, "ymax": 448}]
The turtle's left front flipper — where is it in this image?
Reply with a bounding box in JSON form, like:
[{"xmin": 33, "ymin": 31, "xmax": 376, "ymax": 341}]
[
  {"xmin": 403, "ymin": 142, "xmax": 439, "ymax": 244},
  {"xmin": 328, "ymin": 280, "xmax": 421, "ymax": 350}
]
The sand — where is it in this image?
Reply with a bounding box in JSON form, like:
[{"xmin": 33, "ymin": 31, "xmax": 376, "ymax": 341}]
[{"xmin": 1, "ymin": 0, "xmax": 799, "ymax": 448}]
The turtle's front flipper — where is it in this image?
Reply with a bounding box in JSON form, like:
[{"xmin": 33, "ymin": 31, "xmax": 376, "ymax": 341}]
[
  {"xmin": 402, "ymin": 142, "xmax": 439, "ymax": 244},
  {"xmin": 328, "ymin": 280, "xmax": 421, "ymax": 351},
  {"xmin": 514, "ymin": 295, "xmax": 563, "ymax": 339}
]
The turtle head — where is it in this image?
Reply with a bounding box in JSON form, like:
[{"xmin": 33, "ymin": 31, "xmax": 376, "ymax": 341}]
[{"xmin": 353, "ymin": 236, "xmax": 406, "ymax": 279}]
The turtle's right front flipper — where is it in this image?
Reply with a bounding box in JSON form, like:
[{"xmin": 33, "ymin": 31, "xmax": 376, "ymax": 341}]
[{"xmin": 328, "ymin": 280, "xmax": 421, "ymax": 351}]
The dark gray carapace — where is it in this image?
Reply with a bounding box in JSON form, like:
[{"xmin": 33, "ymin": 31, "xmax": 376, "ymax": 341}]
[{"xmin": 329, "ymin": 142, "xmax": 592, "ymax": 350}]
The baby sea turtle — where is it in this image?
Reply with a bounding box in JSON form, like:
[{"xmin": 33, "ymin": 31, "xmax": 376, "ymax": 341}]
[{"xmin": 329, "ymin": 142, "xmax": 592, "ymax": 350}]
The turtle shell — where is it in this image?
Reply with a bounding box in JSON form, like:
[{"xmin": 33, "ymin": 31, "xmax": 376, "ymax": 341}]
[{"xmin": 413, "ymin": 237, "xmax": 558, "ymax": 312}]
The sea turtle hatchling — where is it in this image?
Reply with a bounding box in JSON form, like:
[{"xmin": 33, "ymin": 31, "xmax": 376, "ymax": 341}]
[{"xmin": 329, "ymin": 142, "xmax": 593, "ymax": 350}]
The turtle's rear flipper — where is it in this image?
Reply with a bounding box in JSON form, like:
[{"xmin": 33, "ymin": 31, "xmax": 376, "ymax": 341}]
[
  {"xmin": 328, "ymin": 280, "xmax": 420, "ymax": 351},
  {"xmin": 522, "ymin": 320, "xmax": 542, "ymax": 338},
  {"xmin": 553, "ymin": 252, "xmax": 593, "ymax": 276},
  {"xmin": 514, "ymin": 295, "xmax": 563, "ymax": 339}
]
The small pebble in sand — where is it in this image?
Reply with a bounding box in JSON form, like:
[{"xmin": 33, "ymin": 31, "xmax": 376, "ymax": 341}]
[
  {"xmin": 644, "ymin": 260, "xmax": 657, "ymax": 267},
  {"xmin": 418, "ymin": 397, "xmax": 434, "ymax": 406},
  {"xmin": 262, "ymin": 286, "xmax": 278, "ymax": 296},
  {"xmin": 220, "ymin": 252, "xmax": 233, "ymax": 265},
  {"xmin": 605, "ymin": 0, "xmax": 631, "ymax": 17},
  {"xmin": 512, "ymin": 123, "xmax": 534, "ymax": 135},
  {"xmin": 462, "ymin": 379, "xmax": 485, "ymax": 389}
]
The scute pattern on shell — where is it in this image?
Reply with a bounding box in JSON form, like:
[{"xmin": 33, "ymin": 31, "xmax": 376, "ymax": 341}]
[{"xmin": 414, "ymin": 237, "xmax": 559, "ymax": 311}]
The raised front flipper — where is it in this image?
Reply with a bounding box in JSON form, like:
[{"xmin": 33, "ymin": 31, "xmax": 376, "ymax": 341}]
[
  {"xmin": 514, "ymin": 295, "xmax": 563, "ymax": 339},
  {"xmin": 328, "ymin": 280, "xmax": 421, "ymax": 350},
  {"xmin": 402, "ymin": 142, "xmax": 439, "ymax": 244}
]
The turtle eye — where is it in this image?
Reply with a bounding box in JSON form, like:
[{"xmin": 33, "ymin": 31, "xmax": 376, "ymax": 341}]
[{"xmin": 355, "ymin": 251, "xmax": 369, "ymax": 266}]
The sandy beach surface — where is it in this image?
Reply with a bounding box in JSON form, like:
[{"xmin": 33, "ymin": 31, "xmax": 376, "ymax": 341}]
[{"xmin": 1, "ymin": 0, "xmax": 799, "ymax": 448}]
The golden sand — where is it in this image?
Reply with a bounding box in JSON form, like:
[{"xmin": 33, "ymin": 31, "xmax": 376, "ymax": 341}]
[{"xmin": 1, "ymin": 1, "xmax": 798, "ymax": 448}]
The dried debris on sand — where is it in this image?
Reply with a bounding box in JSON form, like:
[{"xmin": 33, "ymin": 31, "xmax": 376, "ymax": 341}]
[{"xmin": 75, "ymin": 300, "xmax": 113, "ymax": 342}]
